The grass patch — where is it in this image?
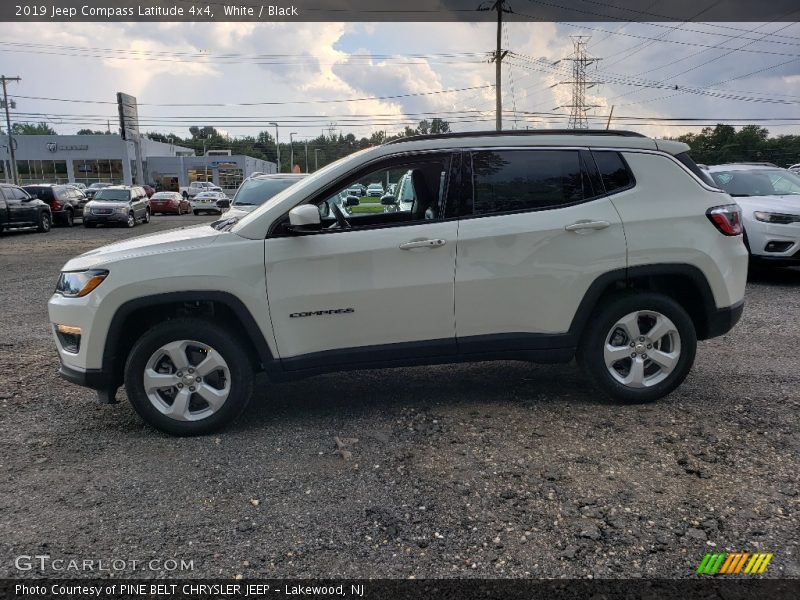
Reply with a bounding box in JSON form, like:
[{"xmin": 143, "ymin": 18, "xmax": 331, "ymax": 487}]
[{"xmin": 349, "ymin": 204, "xmax": 385, "ymax": 214}]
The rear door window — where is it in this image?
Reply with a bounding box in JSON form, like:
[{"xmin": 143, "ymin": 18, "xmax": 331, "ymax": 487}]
[{"xmin": 470, "ymin": 149, "xmax": 591, "ymax": 215}]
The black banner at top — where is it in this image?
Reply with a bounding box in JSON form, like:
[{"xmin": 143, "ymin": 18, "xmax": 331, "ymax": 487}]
[{"xmin": 2, "ymin": 0, "xmax": 799, "ymax": 22}]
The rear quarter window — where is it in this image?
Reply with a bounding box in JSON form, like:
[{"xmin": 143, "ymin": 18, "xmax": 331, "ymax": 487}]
[
  {"xmin": 591, "ymin": 151, "xmax": 634, "ymax": 194},
  {"xmin": 674, "ymin": 152, "xmax": 716, "ymax": 187}
]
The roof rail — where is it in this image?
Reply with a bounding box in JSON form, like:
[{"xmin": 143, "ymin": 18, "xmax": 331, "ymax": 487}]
[{"xmin": 383, "ymin": 129, "xmax": 647, "ymax": 145}]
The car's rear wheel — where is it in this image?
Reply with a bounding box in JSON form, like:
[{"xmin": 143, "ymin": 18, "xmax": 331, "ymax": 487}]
[
  {"xmin": 578, "ymin": 292, "xmax": 696, "ymax": 404},
  {"xmin": 63, "ymin": 209, "xmax": 74, "ymax": 227},
  {"xmin": 37, "ymin": 211, "xmax": 51, "ymax": 233},
  {"xmin": 193, "ymin": 210, "xmax": 199, "ymax": 215},
  {"xmin": 124, "ymin": 318, "xmax": 255, "ymax": 436}
]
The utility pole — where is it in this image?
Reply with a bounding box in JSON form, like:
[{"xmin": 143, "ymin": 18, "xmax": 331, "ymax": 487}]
[
  {"xmin": 479, "ymin": 2, "xmax": 510, "ymax": 131},
  {"xmin": 606, "ymin": 105, "xmax": 614, "ymax": 130},
  {"xmin": 289, "ymin": 132, "xmax": 297, "ymax": 172},
  {"xmin": 552, "ymin": 37, "xmax": 602, "ymax": 129},
  {"xmin": 304, "ymin": 141, "xmax": 309, "ymax": 173},
  {"xmin": 1, "ymin": 75, "xmax": 21, "ymax": 184},
  {"xmin": 268, "ymin": 122, "xmax": 280, "ymax": 173}
]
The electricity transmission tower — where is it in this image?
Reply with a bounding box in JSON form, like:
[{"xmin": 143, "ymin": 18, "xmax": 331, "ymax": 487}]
[{"xmin": 553, "ymin": 37, "xmax": 601, "ymax": 129}]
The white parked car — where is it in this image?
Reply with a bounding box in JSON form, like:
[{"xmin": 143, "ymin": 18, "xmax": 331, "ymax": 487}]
[
  {"xmin": 48, "ymin": 130, "xmax": 747, "ymax": 435},
  {"xmin": 225, "ymin": 174, "xmax": 307, "ymax": 220},
  {"xmin": 366, "ymin": 183, "xmax": 385, "ymax": 197},
  {"xmin": 191, "ymin": 191, "xmax": 228, "ymax": 215},
  {"xmin": 180, "ymin": 181, "xmax": 223, "ymax": 199},
  {"xmin": 707, "ymin": 164, "xmax": 800, "ymax": 265}
]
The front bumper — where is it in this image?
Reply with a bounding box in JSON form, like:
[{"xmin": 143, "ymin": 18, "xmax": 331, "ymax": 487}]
[
  {"xmin": 58, "ymin": 362, "xmax": 114, "ymax": 390},
  {"xmin": 84, "ymin": 212, "xmax": 128, "ymax": 225}
]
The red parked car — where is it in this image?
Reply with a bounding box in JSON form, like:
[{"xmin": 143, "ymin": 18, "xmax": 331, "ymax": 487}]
[{"xmin": 149, "ymin": 191, "xmax": 191, "ymax": 215}]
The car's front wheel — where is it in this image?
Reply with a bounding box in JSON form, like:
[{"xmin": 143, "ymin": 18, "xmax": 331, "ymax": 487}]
[
  {"xmin": 124, "ymin": 318, "xmax": 255, "ymax": 435},
  {"xmin": 143, "ymin": 209, "xmax": 151, "ymax": 224},
  {"xmin": 578, "ymin": 292, "xmax": 696, "ymax": 404},
  {"xmin": 126, "ymin": 212, "xmax": 136, "ymax": 228}
]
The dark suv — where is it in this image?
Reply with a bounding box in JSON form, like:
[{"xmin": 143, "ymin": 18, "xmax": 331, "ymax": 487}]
[
  {"xmin": 0, "ymin": 183, "xmax": 52, "ymax": 234},
  {"xmin": 23, "ymin": 184, "xmax": 87, "ymax": 227}
]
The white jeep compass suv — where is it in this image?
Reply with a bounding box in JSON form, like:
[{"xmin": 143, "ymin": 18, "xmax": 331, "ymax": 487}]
[{"xmin": 48, "ymin": 130, "xmax": 748, "ymax": 435}]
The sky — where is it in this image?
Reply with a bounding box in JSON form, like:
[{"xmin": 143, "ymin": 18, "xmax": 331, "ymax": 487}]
[{"xmin": 0, "ymin": 19, "xmax": 798, "ymax": 140}]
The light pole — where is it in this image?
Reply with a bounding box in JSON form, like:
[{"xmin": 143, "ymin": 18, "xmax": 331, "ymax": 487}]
[
  {"xmin": 289, "ymin": 132, "xmax": 297, "ymax": 172},
  {"xmin": 268, "ymin": 122, "xmax": 280, "ymax": 173},
  {"xmin": 304, "ymin": 141, "xmax": 309, "ymax": 174},
  {"xmin": 314, "ymin": 148, "xmax": 322, "ymax": 172}
]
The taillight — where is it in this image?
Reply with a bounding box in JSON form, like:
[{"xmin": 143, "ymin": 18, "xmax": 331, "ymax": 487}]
[
  {"xmin": 706, "ymin": 204, "xmax": 743, "ymax": 236},
  {"xmin": 52, "ymin": 199, "xmax": 61, "ymax": 211}
]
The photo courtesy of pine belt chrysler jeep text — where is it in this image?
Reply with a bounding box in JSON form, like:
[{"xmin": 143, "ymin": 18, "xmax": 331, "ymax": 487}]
[{"xmin": 48, "ymin": 130, "xmax": 748, "ymax": 435}]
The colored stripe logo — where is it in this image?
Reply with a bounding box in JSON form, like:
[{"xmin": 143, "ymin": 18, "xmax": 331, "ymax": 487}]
[{"xmin": 696, "ymin": 552, "xmax": 773, "ymax": 575}]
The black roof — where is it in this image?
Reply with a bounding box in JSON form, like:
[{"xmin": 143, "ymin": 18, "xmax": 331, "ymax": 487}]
[{"xmin": 384, "ymin": 129, "xmax": 646, "ymax": 145}]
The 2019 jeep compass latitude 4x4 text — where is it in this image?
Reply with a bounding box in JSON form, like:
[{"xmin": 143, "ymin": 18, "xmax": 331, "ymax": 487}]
[{"xmin": 49, "ymin": 131, "xmax": 747, "ymax": 435}]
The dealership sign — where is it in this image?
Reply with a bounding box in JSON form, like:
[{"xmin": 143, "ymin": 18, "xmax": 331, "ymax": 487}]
[{"xmin": 46, "ymin": 143, "xmax": 89, "ymax": 152}]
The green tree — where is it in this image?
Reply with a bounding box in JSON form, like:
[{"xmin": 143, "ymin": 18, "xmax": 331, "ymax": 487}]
[{"xmin": 11, "ymin": 122, "xmax": 57, "ymax": 135}]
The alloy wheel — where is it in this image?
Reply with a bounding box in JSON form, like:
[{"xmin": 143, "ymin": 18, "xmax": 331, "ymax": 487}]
[
  {"xmin": 143, "ymin": 340, "xmax": 231, "ymax": 422},
  {"xmin": 603, "ymin": 310, "xmax": 681, "ymax": 389}
]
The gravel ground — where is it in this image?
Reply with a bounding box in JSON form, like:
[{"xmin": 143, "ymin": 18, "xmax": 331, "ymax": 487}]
[{"xmin": 0, "ymin": 216, "xmax": 798, "ymax": 579}]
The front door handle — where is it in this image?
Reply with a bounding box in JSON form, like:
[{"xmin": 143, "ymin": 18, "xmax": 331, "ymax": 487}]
[
  {"xmin": 565, "ymin": 220, "xmax": 610, "ymax": 232},
  {"xmin": 399, "ymin": 238, "xmax": 447, "ymax": 250}
]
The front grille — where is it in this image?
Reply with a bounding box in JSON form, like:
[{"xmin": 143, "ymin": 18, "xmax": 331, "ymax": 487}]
[{"xmin": 91, "ymin": 208, "xmax": 113, "ymax": 215}]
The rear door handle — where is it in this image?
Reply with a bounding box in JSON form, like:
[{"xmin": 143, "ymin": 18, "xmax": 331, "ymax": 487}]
[
  {"xmin": 399, "ymin": 238, "xmax": 447, "ymax": 250},
  {"xmin": 565, "ymin": 220, "xmax": 610, "ymax": 232}
]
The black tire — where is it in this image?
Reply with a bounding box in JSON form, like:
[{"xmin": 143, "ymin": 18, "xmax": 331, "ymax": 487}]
[
  {"xmin": 193, "ymin": 210, "xmax": 199, "ymax": 215},
  {"xmin": 126, "ymin": 211, "xmax": 136, "ymax": 228},
  {"xmin": 124, "ymin": 318, "xmax": 255, "ymax": 436},
  {"xmin": 577, "ymin": 292, "xmax": 696, "ymax": 404},
  {"xmin": 84, "ymin": 222, "xmax": 96, "ymax": 228},
  {"xmin": 37, "ymin": 211, "xmax": 51, "ymax": 233},
  {"xmin": 63, "ymin": 209, "xmax": 74, "ymax": 227},
  {"xmin": 143, "ymin": 209, "xmax": 151, "ymax": 224}
]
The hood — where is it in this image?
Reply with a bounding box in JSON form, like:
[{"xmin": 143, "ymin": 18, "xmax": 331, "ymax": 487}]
[
  {"xmin": 734, "ymin": 194, "xmax": 800, "ymax": 215},
  {"xmin": 86, "ymin": 199, "xmax": 130, "ymax": 208},
  {"xmin": 62, "ymin": 224, "xmax": 222, "ymax": 271},
  {"xmin": 225, "ymin": 206, "xmax": 256, "ymax": 217}
]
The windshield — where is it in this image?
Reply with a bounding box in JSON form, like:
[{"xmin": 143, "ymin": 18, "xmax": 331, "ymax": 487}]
[
  {"xmin": 710, "ymin": 169, "xmax": 800, "ymax": 197},
  {"xmin": 93, "ymin": 189, "xmax": 130, "ymax": 202},
  {"xmin": 232, "ymin": 178, "xmax": 300, "ymax": 206},
  {"xmin": 89, "ymin": 183, "xmax": 110, "ymax": 189}
]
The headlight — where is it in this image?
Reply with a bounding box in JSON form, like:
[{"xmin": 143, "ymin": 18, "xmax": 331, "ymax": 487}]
[
  {"xmin": 55, "ymin": 269, "xmax": 109, "ymax": 298},
  {"xmin": 116, "ymin": 206, "xmax": 129, "ymax": 214},
  {"xmin": 753, "ymin": 211, "xmax": 800, "ymax": 224}
]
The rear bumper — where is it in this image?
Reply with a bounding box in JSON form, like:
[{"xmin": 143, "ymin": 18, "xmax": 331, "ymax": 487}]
[{"xmin": 704, "ymin": 299, "xmax": 744, "ymax": 339}]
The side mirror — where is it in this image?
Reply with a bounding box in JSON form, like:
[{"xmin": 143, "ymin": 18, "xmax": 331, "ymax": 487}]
[
  {"xmin": 345, "ymin": 195, "xmax": 360, "ymax": 207},
  {"xmin": 380, "ymin": 194, "xmax": 397, "ymax": 206},
  {"xmin": 216, "ymin": 198, "xmax": 231, "ymax": 209},
  {"xmin": 288, "ymin": 204, "xmax": 322, "ymax": 232}
]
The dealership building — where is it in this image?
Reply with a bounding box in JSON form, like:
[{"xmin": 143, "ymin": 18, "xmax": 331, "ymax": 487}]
[{"xmin": 0, "ymin": 134, "xmax": 276, "ymax": 193}]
